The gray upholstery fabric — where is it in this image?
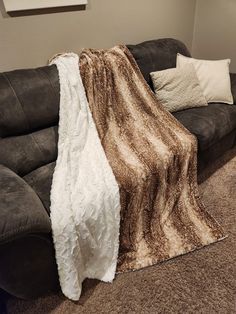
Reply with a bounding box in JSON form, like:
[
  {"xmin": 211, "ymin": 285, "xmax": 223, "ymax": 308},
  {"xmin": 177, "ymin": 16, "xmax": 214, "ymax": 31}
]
[
  {"xmin": 0, "ymin": 234, "xmax": 59, "ymax": 299},
  {"xmin": 0, "ymin": 126, "xmax": 58, "ymax": 176},
  {"xmin": 0, "ymin": 65, "xmax": 60, "ymax": 298},
  {"xmin": 0, "ymin": 165, "xmax": 51, "ymax": 244},
  {"xmin": 127, "ymin": 38, "xmax": 191, "ymax": 88},
  {"xmin": 0, "ymin": 66, "xmax": 59, "ymax": 138},
  {"xmin": 198, "ymin": 129, "xmax": 236, "ymax": 172},
  {"xmin": 173, "ymin": 103, "xmax": 236, "ymax": 151},
  {"xmin": 24, "ymin": 162, "xmax": 56, "ymax": 214},
  {"xmin": 230, "ymin": 73, "xmax": 236, "ymax": 103}
]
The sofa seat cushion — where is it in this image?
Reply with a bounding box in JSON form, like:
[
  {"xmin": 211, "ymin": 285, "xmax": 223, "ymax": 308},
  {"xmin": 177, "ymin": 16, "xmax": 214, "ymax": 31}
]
[
  {"xmin": 173, "ymin": 103, "xmax": 236, "ymax": 151},
  {"xmin": 24, "ymin": 162, "xmax": 55, "ymax": 214},
  {"xmin": 0, "ymin": 165, "xmax": 51, "ymax": 244}
]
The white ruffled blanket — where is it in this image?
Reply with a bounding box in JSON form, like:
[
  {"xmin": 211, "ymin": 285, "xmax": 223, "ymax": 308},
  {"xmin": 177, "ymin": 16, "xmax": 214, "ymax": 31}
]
[{"xmin": 49, "ymin": 53, "xmax": 121, "ymax": 301}]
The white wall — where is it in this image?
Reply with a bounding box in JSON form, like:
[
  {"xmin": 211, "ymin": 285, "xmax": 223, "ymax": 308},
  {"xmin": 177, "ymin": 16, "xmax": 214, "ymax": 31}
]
[
  {"xmin": 0, "ymin": 0, "xmax": 197, "ymax": 71},
  {"xmin": 192, "ymin": 0, "xmax": 236, "ymax": 72}
]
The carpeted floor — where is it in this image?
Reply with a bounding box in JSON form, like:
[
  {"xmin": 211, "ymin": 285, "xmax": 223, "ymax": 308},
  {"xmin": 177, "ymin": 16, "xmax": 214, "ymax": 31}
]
[{"xmin": 6, "ymin": 148, "xmax": 236, "ymax": 314}]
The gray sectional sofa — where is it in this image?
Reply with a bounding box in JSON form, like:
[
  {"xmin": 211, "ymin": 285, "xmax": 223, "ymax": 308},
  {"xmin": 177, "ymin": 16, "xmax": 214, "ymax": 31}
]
[{"xmin": 0, "ymin": 38, "xmax": 235, "ymax": 299}]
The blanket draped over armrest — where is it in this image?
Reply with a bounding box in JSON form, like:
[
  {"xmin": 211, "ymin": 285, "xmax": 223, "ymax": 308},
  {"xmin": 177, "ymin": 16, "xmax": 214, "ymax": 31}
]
[{"xmin": 50, "ymin": 46, "xmax": 225, "ymax": 301}]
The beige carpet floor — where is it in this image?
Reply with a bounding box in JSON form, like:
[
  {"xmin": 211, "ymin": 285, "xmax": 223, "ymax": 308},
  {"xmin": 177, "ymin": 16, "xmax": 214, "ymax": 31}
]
[{"xmin": 7, "ymin": 148, "xmax": 236, "ymax": 314}]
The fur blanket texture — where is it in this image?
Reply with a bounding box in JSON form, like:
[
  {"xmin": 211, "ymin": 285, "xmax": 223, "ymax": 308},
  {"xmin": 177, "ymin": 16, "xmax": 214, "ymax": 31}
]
[
  {"xmin": 79, "ymin": 45, "xmax": 225, "ymax": 270},
  {"xmin": 50, "ymin": 46, "xmax": 225, "ymax": 300}
]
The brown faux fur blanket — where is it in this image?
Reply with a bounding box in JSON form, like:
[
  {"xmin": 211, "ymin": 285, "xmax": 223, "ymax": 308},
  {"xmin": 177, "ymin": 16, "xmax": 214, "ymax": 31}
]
[{"xmin": 79, "ymin": 45, "xmax": 225, "ymax": 272}]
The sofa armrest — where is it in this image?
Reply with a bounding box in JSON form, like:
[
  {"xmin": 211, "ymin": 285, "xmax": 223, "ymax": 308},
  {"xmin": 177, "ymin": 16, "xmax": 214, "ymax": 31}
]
[
  {"xmin": 230, "ymin": 73, "xmax": 236, "ymax": 104},
  {"xmin": 0, "ymin": 164, "xmax": 51, "ymax": 244}
]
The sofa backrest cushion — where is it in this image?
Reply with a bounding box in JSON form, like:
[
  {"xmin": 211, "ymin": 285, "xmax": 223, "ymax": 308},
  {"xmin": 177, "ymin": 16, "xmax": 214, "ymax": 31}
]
[
  {"xmin": 127, "ymin": 38, "xmax": 191, "ymax": 89},
  {"xmin": 0, "ymin": 65, "xmax": 59, "ymax": 138},
  {"xmin": 0, "ymin": 65, "xmax": 60, "ymax": 176}
]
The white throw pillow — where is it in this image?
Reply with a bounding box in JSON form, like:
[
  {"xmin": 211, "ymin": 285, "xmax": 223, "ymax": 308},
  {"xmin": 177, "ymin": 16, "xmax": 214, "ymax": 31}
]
[
  {"xmin": 150, "ymin": 64, "xmax": 208, "ymax": 113},
  {"xmin": 177, "ymin": 54, "xmax": 233, "ymax": 104}
]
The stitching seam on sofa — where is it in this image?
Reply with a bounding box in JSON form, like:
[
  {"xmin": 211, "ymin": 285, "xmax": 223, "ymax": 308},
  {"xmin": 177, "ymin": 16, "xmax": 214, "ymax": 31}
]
[
  {"xmin": 29, "ymin": 132, "xmax": 46, "ymax": 159},
  {"xmin": 0, "ymin": 222, "xmax": 51, "ymax": 245},
  {"xmin": 39, "ymin": 67, "xmax": 59, "ymax": 100},
  {"xmin": 2, "ymin": 72, "xmax": 32, "ymax": 131}
]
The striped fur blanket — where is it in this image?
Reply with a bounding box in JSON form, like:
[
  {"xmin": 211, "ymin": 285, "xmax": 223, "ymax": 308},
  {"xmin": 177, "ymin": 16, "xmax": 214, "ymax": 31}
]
[
  {"xmin": 80, "ymin": 45, "xmax": 225, "ymax": 271},
  {"xmin": 50, "ymin": 46, "xmax": 225, "ymax": 300}
]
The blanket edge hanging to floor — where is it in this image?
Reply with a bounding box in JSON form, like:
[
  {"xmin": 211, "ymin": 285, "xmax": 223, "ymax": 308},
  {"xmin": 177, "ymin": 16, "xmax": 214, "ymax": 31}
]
[{"xmin": 49, "ymin": 53, "xmax": 121, "ymax": 301}]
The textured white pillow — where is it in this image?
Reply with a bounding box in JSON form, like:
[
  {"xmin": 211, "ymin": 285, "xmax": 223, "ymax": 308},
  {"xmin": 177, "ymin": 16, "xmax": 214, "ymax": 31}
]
[
  {"xmin": 150, "ymin": 64, "xmax": 208, "ymax": 113},
  {"xmin": 177, "ymin": 54, "xmax": 233, "ymax": 104}
]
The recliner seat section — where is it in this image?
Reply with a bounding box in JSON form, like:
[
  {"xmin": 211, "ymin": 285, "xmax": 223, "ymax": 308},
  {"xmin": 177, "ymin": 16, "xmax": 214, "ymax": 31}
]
[
  {"xmin": 0, "ymin": 66, "xmax": 60, "ymax": 298},
  {"xmin": 173, "ymin": 103, "xmax": 236, "ymax": 170},
  {"xmin": 173, "ymin": 103, "xmax": 236, "ymax": 151},
  {"xmin": 0, "ymin": 38, "xmax": 235, "ymax": 299}
]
